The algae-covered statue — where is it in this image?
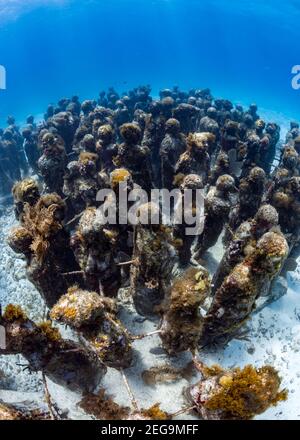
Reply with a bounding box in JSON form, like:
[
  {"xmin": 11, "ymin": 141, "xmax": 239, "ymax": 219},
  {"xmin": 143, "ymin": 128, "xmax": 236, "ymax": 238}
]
[
  {"xmin": 213, "ymin": 204, "xmax": 280, "ymax": 293},
  {"xmin": 160, "ymin": 267, "xmax": 210, "ymax": 354},
  {"xmin": 7, "ymin": 193, "xmax": 81, "ymax": 307},
  {"xmin": 175, "ymin": 132, "xmax": 213, "ymax": 184},
  {"xmin": 0, "ymin": 305, "xmax": 106, "ymax": 392},
  {"xmin": 200, "ymin": 231, "xmax": 288, "ymax": 345},
  {"xmin": 130, "ymin": 202, "xmax": 177, "ymax": 317},
  {"xmin": 70, "ymin": 207, "xmax": 122, "ymax": 297},
  {"xmin": 51, "ymin": 287, "xmax": 132, "ymax": 369},
  {"xmin": 186, "ymin": 361, "xmax": 287, "ymax": 420}
]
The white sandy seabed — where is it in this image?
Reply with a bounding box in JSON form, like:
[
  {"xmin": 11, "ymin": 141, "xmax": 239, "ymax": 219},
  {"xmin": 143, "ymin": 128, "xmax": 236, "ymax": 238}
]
[{"xmin": 0, "ymin": 111, "xmax": 300, "ymax": 420}]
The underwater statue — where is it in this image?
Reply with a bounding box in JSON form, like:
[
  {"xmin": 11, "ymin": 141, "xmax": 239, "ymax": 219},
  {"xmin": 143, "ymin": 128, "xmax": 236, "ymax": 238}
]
[
  {"xmin": 70, "ymin": 207, "xmax": 122, "ymax": 297},
  {"xmin": 96, "ymin": 124, "xmax": 118, "ymax": 173},
  {"xmin": 160, "ymin": 118, "xmax": 186, "ymax": 190},
  {"xmin": 186, "ymin": 361, "xmax": 287, "ymax": 420},
  {"xmin": 1, "ymin": 128, "xmax": 22, "ymax": 182},
  {"xmin": 213, "ymin": 204, "xmax": 280, "ymax": 293},
  {"xmin": 225, "ymin": 166, "xmax": 266, "ymax": 242},
  {"xmin": 141, "ymin": 105, "xmax": 165, "ymax": 185},
  {"xmin": 200, "ymin": 231, "xmax": 288, "ymax": 345},
  {"xmin": 46, "ymin": 111, "xmax": 79, "ymax": 153},
  {"xmin": 173, "ymin": 173, "xmax": 204, "ymax": 266},
  {"xmin": 114, "ymin": 123, "xmax": 153, "ymax": 191},
  {"xmin": 175, "ymin": 132, "xmax": 213, "ymax": 184},
  {"xmin": 63, "ymin": 152, "xmax": 103, "ymax": 216},
  {"xmin": 38, "ymin": 132, "xmax": 67, "ymax": 195},
  {"xmin": 208, "ymin": 150, "xmax": 230, "ymax": 185},
  {"xmin": 0, "ymin": 304, "xmax": 106, "ymax": 393},
  {"xmin": 173, "ymin": 103, "xmax": 199, "ymax": 134},
  {"xmin": 51, "ymin": 287, "xmax": 132, "ymax": 369},
  {"xmin": 130, "ymin": 202, "xmax": 177, "ymax": 317},
  {"xmin": 159, "ymin": 267, "xmax": 210, "ymax": 355},
  {"xmin": 198, "ymin": 107, "xmax": 220, "ymax": 139},
  {"xmin": 7, "ymin": 193, "xmax": 81, "ymax": 307},
  {"xmin": 22, "ymin": 126, "xmax": 40, "ymax": 175},
  {"xmin": 195, "ymin": 174, "xmax": 236, "ymax": 258},
  {"xmin": 12, "ymin": 178, "xmax": 40, "ymax": 221}
]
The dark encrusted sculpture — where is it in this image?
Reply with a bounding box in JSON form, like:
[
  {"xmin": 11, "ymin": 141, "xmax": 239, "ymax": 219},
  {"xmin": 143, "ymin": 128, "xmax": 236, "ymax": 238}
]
[
  {"xmin": 195, "ymin": 174, "xmax": 236, "ymax": 257},
  {"xmin": 200, "ymin": 231, "xmax": 288, "ymax": 345},
  {"xmin": 213, "ymin": 204, "xmax": 280, "ymax": 293},
  {"xmin": 7, "ymin": 193, "xmax": 81, "ymax": 307},
  {"xmin": 38, "ymin": 132, "xmax": 67, "ymax": 195},
  {"xmin": 186, "ymin": 361, "xmax": 287, "ymax": 420},
  {"xmin": 70, "ymin": 207, "xmax": 122, "ymax": 296},
  {"xmin": 0, "ymin": 305, "xmax": 106, "ymax": 392},
  {"xmin": 50, "ymin": 287, "xmax": 132, "ymax": 369},
  {"xmin": 130, "ymin": 202, "xmax": 176, "ymax": 317},
  {"xmin": 160, "ymin": 267, "xmax": 210, "ymax": 354}
]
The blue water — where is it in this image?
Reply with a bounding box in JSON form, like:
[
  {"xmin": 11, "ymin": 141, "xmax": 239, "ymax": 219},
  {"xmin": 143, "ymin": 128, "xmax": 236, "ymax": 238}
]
[{"xmin": 0, "ymin": 0, "xmax": 300, "ymax": 126}]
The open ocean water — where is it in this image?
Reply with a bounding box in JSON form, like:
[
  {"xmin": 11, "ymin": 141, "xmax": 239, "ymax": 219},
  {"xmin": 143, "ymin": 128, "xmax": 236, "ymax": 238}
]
[{"xmin": 0, "ymin": 0, "xmax": 300, "ymax": 124}]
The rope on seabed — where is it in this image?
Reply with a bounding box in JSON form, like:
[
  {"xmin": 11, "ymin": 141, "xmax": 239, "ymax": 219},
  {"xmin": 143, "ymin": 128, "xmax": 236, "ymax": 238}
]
[
  {"xmin": 120, "ymin": 368, "xmax": 139, "ymax": 413},
  {"xmin": 42, "ymin": 372, "xmax": 60, "ymax": 420}
]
